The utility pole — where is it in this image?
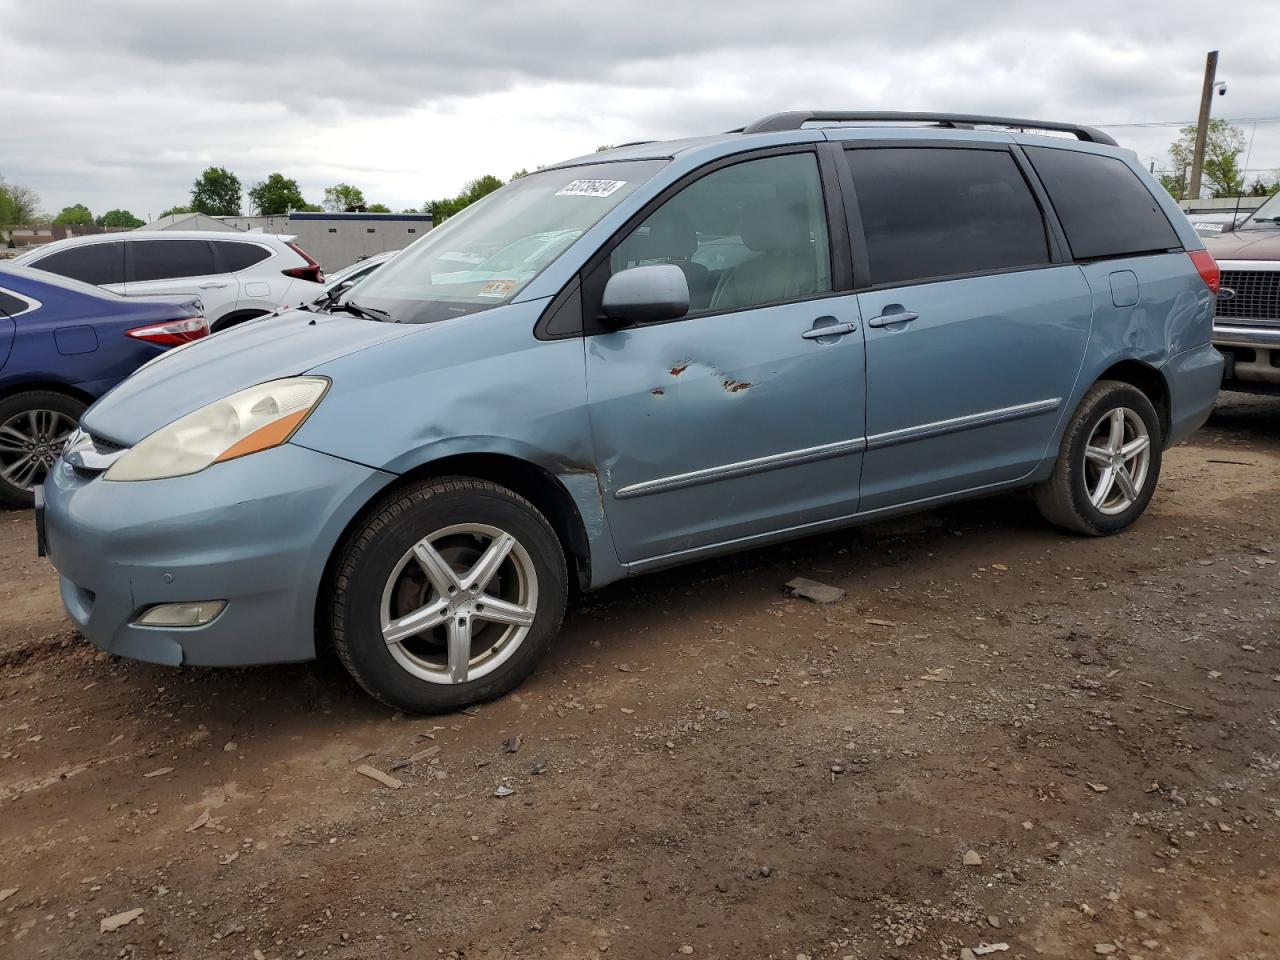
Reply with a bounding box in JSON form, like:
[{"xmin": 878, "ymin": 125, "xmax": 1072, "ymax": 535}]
[{"xmin": 1187, "ymin": 50, "xmax": 1219, "ymax": 202}]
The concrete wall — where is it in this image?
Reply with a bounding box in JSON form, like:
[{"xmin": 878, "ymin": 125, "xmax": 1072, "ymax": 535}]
[
  {"xmin": 216, "ymin": 213, "xmax": 433, "ymax": 272},
  {"xmin": 1179, "ymin": 197, "xmax": 1264, "ymax": 214}
]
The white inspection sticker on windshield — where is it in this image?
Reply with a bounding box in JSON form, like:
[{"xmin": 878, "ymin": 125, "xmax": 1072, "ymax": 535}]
[{"xmin": 556, "ymin": 179, "xmax": 627, "ymax": 198}]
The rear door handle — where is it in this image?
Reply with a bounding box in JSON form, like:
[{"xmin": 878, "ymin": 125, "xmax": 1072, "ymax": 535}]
[
  {"xmin": 866, "ymin": 310, "xmax": 919, "ymax": 328},
  {"xmin": 802, "ymin": 318, "xmax": 858, "ymax": 340},
  {"xmin": 198, "ymin": 282, "xmax": 229, "ymax": 289}
]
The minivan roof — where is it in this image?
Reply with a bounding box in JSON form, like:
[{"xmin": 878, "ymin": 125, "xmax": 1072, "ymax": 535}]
[{"xmin": 556, "ymin": 111, "xmax": 1120, "ymax": 168}]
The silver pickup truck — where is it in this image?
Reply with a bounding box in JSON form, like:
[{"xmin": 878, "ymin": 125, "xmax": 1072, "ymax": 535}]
[{"xmin": 1205, "ymin": 192, "xmax": 1280, "ymax": 393}]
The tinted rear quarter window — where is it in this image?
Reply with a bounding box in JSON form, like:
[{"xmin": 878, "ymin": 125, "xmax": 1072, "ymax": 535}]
[
  {"xmin": 846, "ymin": 147, "xmax": 1050, "ymax": 286},
  {"xmin": 34, "ymin": 242, "xmax": 124, "ymax": 285},
  {"xmin": 212, "ymin": 240, "xmax": 271, "ymax": 272},
  {"xmin": 127, "ymin": 240, "xmax": 217, "ymax": 283},
  {"xmin": 1024, "ymin": 146, "xmax": 1181, "ymax": 260},
  {"xmin": 0, "ymin": 290, "xmax": 29, "ymax": 316}
]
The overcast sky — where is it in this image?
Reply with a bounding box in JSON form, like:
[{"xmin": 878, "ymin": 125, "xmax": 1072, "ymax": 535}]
[{"xmin": 3, "ymin": 0, "xmax": 1277, "ymax": 220}]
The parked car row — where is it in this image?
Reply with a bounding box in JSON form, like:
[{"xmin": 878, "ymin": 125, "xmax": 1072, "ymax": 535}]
[
  {"xmin": 34, "ymin": 110, "xmax": 1224, "ymax": 714},
  {"xmin": 12, "ymin": 231, "xmax": 325, "ymax": 331}
]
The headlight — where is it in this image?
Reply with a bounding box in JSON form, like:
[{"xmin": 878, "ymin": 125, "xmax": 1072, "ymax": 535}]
[{"xmin": 104, "ymin": 377, "xmax": 329, "ymax": 482}]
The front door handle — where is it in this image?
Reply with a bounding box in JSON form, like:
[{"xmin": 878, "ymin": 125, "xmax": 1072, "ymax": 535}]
[
  {"xmin": 866, "ymin": 309, "xmax": 919, "ymax": 329},
  {"xmin": 802, "ymin": 317, "xmax": 858, "ymax": 340}
]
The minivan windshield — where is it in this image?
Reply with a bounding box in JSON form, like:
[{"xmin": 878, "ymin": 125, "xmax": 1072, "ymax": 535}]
[{"xmin": 346, "ymin": 159, "xmax": 666, "ymax": 323}]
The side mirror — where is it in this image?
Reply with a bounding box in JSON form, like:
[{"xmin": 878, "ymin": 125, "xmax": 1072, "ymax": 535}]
[{"xmin": 601, "ymin": 264, "xmax": 690, "ymax": 326}]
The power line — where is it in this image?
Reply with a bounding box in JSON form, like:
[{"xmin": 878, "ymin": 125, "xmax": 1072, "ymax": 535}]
[{"xmin": 1089, "ymin": 117, "xmax": 1280, "ymax": 129}]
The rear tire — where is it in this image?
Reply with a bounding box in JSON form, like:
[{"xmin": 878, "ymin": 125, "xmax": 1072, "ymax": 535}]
[
  {"xmin": 1034, "ymin": 380, "xmax": 1162, "ymax": 536},
  {"xmin": 0, "ymin": 391, "xmax": 86, "ymax": 509},
  {"xmin": 329, "ymin": 477, "xmax": 567, "ymax": 713}
]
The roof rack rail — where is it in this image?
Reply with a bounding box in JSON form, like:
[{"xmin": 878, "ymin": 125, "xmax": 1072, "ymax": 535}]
[{"xmin": 740, "ymin": 111, "xmax": 1118, "ymax": 146}]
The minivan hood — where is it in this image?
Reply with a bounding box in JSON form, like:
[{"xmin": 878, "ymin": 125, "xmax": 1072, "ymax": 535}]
[
  {"xmin": 1204, "ymin": 229, "xmax": 1280, "ymax": 261},
  {"xmin": 81, "ymin": 309, "xmax": 417, "ymax": 445}
]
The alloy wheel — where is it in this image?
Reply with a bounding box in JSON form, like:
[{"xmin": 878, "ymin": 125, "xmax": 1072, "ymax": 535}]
[
  {"xmin": 0, "ymin": 409, "xmax": 78, "ymax": 492},
  {"xmin": 379, "ymin": 523, "xmax": 539, "ymax": 684},
  {"xmin": 1082, "ymin": 407, "xmax": 1151, "ymax": 516}
]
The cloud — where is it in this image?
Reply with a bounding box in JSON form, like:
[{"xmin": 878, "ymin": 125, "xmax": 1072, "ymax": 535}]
[{"xmin": 2, "ymin": 0, "xmax": 1277, "ymax": 218}]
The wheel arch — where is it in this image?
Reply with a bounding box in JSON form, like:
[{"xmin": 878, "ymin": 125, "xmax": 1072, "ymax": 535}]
[
  {"xmin": 1094, "ymin": 359, "xmax": 1171, "ymax": 442},
  {"xmin": 211, "ymin": 309, "xmax": 270, "ymax": 333},
  {"xmin": 390, "ymin": 452, "xmax": 595, "ymax": 593},
  {"xmin": 0, "ymin": 380, "xmax": 96, "ymax": 407},
  {"xmin": 314, "ymin": 450, "xmax": 599, "ymax": 655}
]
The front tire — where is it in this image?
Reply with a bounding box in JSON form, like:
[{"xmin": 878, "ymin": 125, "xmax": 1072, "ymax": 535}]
[
  {"xmin": 329, "ymin": 478, "xmax": 567, "ymax": 713},
  {"xmin": 0, "ymin": 391, "xmax": 86, "ymax": 509},
  {"xmin": 1034, "ymin": 380, "xmax": 1162, "ymax": 536}
]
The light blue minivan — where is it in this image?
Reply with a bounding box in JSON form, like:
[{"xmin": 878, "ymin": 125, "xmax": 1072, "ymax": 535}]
[{"xmin": 40, "ymin": 111, "xmax": 1223, "ymax": 712}]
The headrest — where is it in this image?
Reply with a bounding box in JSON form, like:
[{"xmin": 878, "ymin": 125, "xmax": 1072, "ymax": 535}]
[
  {"xmin": 648, "ymin": 210, "xmax": 698, "ymax": 260},
  {"xmin": 741, "ymin": 199, "xmax": 809, "ymax": 254}
]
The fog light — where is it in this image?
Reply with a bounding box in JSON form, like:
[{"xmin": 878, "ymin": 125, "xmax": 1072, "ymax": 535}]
[{"xmin": 135, "ymin": 601, "xmax": 226, "ymax": 627}]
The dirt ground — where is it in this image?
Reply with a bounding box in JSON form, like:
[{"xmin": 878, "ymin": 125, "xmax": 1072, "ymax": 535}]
[{"xmin": 1, "ymin": 394, "xmax": 1278, "ymax": 960}]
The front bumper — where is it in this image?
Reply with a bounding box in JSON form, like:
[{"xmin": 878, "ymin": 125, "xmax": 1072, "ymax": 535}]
[
  {"xmin": 1213, "ymin": 322, "xmax": 1280, "ymax": 387},
  {"xmin": 42, "ymin": 442, "xmax": 393, "ymax": 666}
]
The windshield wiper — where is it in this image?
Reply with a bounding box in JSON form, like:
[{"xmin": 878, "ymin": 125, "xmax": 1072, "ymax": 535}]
[{"xmin": 331, "ymin": 300, "xmax": 399, "ymax": 323}]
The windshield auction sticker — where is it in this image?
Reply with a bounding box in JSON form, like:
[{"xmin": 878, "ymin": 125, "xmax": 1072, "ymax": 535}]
[
  {"xmin": 479, "ymin": 279, "xmax": 516, "ymax": 298},
  {"xmin": 555, "ymin": 179, "xmax": 627, "ymax": 198}
]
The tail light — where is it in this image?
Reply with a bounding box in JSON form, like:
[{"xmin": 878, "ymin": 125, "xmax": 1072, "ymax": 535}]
[
  {"xmin": 283, "ymin": 242, "xmax": 324, "ymax": 284},
  {"xmin": 1188, "ymin": 250, "xmax": 1221, "ymax": 295},
  {"xmin": 126, "ymin": 317, "xmax": 210, "ymax": 346}
]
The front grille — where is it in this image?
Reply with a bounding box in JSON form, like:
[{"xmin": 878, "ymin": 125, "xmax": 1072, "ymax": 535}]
[
  {"xmin": 1218, "ymin": 270, "xmax": 1280, "ymax": 321},
  {"xmin": 90, "ymin": 434, "xmax": 125, "ymax": 454},
  {"xmin": 69, "ymin": 433, "xmax": 128, "ymax": 479}
]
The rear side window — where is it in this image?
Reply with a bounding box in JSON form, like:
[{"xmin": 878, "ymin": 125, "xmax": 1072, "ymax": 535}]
[
  {"xmin": 211, "ymin": 240, "xmax": 271, "ymax": 272},
  {"xmin": 34, "ymin": 242, "xmax": 124, "ymax": 286},
  {"xmin": 126, "ymin": 240, "xmax": 217, "ymax": 283},
  {"xmin": 0, "ymin": 290, "xmax": 29, "ymax": 316},
  {"xmin": 847, "ymin": 147, "xmax": 1050, "ymax": 286},
  {"xmin": 1024, "ymin": 147, "xmax": 1180, "ymax": 260}
]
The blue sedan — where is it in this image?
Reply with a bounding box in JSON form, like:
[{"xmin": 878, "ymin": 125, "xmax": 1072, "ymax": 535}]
[{"xmin": 0, "ymin": 264, "xmax": 207, "ymax": 506}]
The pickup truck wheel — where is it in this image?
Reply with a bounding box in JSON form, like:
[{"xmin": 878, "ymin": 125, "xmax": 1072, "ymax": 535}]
[
  {"xmin": 0, "ymin": 391, "xmax": 85, "ymax": 509},
  {"xmin": 329, "ymin": 477, "xmax": 567, "ymax": 713},
  {"xmin": 1034, "ymin": 380, "xmax": 1162, "ymax": 536}
]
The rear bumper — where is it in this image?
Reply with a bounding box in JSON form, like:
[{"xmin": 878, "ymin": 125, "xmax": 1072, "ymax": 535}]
[
  {"xmin": 1213, "ymin": 323, "xmax": 1280, "ymax": 387},
  {"xmin": 42, "ymin": 442, "xmax": 393, "ymax": 666},
  {"xmin": 1162, "ymin": 342, "xmax": 1224, "ymax": 446}
]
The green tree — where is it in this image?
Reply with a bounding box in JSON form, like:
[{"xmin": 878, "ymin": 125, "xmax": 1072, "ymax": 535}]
[
  {"xmin": 0, "ymin": 183, "xmax": 16, "ymax": 226},
  {"xmin": 248, "ymin": 173, "xmax": 307, "ymax": 215},
  {"xmin": 157, "ymin": 204, "xmax": 192, "ymax": 218},
  {"xmin": 1169, "ymin": 120, "xmax": 1247, "ymax": 199},
  {"xmin": 95, "ymin": 209, "xmax": 144, "ymax": 228},
  {"xmin": 422, "ymin": 174, "xmax": 505, "ymax": 223},
  {"xmin": 0, "ymin": 178, "xmax": 41, "ymax": 223},
  {"xmin": 1246, "ymin": 175, "xmax": 1279, "ymax": 198},
  {"xmin": 53, "ymin": 204, "xmax": 94, "ymax": 225},
  {"xmin": 323, "ymin": 183, "xmax": 366, "ymax": 212},
  {"xmin": 190, "ymin": 166, "xmax": 243, "ymax": 216},
  {"xmin": 367, "ymin": 202, "xmax": 391, "ymax": 213},
  {"xmin": 1158, "ymin": 174, "xmax": 1185, "ymax": 201}
]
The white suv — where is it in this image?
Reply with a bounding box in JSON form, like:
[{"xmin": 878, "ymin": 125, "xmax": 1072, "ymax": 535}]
[{"xmin": 13, "ymin": 231, "xmax": 325, "ymax": 331}]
